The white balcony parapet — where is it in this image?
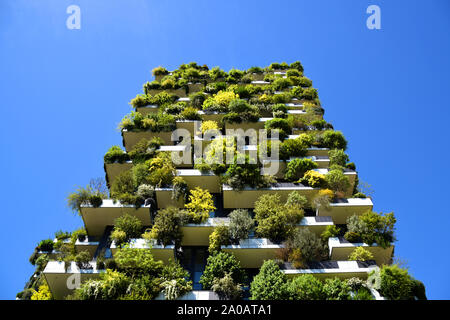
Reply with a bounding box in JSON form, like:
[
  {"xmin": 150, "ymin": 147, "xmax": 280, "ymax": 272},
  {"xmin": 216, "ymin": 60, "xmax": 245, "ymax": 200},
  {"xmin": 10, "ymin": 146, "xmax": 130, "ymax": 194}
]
[
  {"xmin": 222, "ymin": 238, "xmax": 284, "ymax": 249},
  {"xmin": 110, "ymin": 238, "xmax": 174, "ymax": 250},
  {"xmin": 282, "ymin": 260, "xmax": 378, "ymax": 276},
  {"xmin": 155, "ymin": 290, "xmax": 220, "ymax": 300}
]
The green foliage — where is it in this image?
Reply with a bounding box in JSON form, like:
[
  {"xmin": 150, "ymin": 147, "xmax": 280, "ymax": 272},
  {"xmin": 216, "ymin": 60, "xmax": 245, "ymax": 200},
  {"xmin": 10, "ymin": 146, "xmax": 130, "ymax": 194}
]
[
  {"xmin": 250, "ymin": 260, "xmax": 288, "ymax": 300},
  {"xmin": 208, "ymin": 225, "xmax": 231, "ymax": 254},
  {"xmin": 35, "ymin": 254, "xmax": 49, "ymax": 272},
  {"xmin": 272, "ymin": 77, "xmax": 292, "ymax": 91},
  {"xmin": 152, "ymin": 66, "xmax": 169, "ymax": 76},
  {"xmin": 300, "ymin": 170, "xmax": 327, "ymax": 188},
  {"xmin": 279, "ymin": 135, "xmax": 310, "ymax": 159},
  {"xmin": 288, "ymin": 274, "xmax": 324, "ymax": 300},
  {"xmin": 209, "ymin": 67, "xmax": 227, "ymax": 81},
  {"xmin": 228, "ymin": 209, "xmax": 254, "ymax": 243},
  {"xmin": 172, "ymin": 176, "xmax": 188, "ymax": 201},
  {"xmin": 160, "ymin": 261, "xmax": 193, "ymax": 300},
  {"xmin": 184, "ymin": 187, "xmax": 215, "ymax": 223},
  {"xmin": 265, "ymin": 118, "xmax": 292, "ymax": 140},
  {"xmin": 301, "ymin": 88, "xmax": 318, "ymax": 100},
  {"xmin": 322, "ymin": 278, "xmax": 351, "ymax": 300},
  {"xmin": 113, "ymin": 214, "xmax": 143, "ymax": 242},
  {"xmin": 328, "ymin": 149, "xmax": 349, "ymax": 167},
  {"xmin": 37, "ymin": 239, "xmax": 54, "ymax": 252},
  {"xmin": 223, "ymin": 155, "xmax": 271, "ymax": 190},
  {"xmin": 74, "ymin": 251, "xmax": 91, "ymax": 269},
  {"xmin": 114, "ymin": 247, "xmax": 164, "ymax": 277},
  {"xmin": 128, "ymin": 137, "xmax": 162, "ymax": 163},
  {"xmin": 320, "ymin": 130, "xmax": 347, "ymax": 150},
  {"xmin": 345, "ymin": 211, "xmax": 396, "ymax": 248},
  {"xmin": 379, "ymin": 265, "xmax": 414, "ymax": 300},
  {"xmin": 254, "ymin": 193, "xmax": 304, "ymax": 242},
  {"xmin": 67, "ymin": 180, "xmax": 107, "ymax": 213},
  {"xmin": 348, "ymin": 246, "xmax": 374, "ymax": 261},
  {"xmin": 104, "ymin": 146, "xmax": 129, "ymax": 164},
  {"xmin": 146, "ymin": 207, "xmax": 187, "ymax": 247},
  {"xmin": 211, "ymin": 272, "xmax": 243, "ymax": 300},
  {"xmin": 321, "ymin": 225, "xmax": 341, "ymax": 242},
  {"xmin": 180, "ymin": 106, "xmax": 201, "ymax": 120},
  {"xmin": 284, "ymin": 158, "xmax": 318, "ymax": 181},
  {"xmin": 200, "ymin": 252, "xmax": 246, "ymax": 290},
  {"xmin": 286, "ymin": 228, "xmax": 328, "ymax": 264},
  {"xmin": 31, "ymin": 282, "xmax": 53, "ymax": 300},
  {"xmin": 76, "ymin": 269, "xmax": 130, "ymax": 300},
  {"xmin": 325, "ymin": 169, "xmax": 351, "ymax": 194}
]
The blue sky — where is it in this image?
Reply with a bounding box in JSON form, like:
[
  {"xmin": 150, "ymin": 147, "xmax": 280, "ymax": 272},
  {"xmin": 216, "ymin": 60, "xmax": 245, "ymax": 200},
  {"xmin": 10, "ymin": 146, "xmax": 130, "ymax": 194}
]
[{"xmin": 0, "ymin": 0, "xmax": 449, "ymax": 299}]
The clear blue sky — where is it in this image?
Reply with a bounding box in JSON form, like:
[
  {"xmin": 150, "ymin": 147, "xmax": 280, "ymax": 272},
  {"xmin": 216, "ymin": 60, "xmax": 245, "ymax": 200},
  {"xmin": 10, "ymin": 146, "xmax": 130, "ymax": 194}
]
[{"xmin": 1, "ymin": 0, "xmax": 449, "ymax": 300}]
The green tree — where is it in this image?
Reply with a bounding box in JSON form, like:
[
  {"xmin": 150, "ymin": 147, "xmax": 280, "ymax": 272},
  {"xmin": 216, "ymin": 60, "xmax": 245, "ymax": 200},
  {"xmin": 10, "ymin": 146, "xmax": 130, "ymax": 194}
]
[
  {"xmin": 228, "ymin": 209, "xmax": 254, "ymax": 243},
  {"xmin": 250, "ymin": 260, "xmax": 288, "ymax": 300},
  {"xmin": 200, "ymin": 252, "xmax": 246, "ymax": 290},
  {"xmin": 284, "ymin": 158, "xmax": 318, "ymax": 181},
  {"xmin": 287, "ymin": 274, "xmax": 324, "ymax": 300},
  {"xmin": 322, "ymin": 278, "xmax": 351, "ymax": 300},
  {"xmin": 379, "ymin": 265, "xmax": 413, "ymax": 300}
]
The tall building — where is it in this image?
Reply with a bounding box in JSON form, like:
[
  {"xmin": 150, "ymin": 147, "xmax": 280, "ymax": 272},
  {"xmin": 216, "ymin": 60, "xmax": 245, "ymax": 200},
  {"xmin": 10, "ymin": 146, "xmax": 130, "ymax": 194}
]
[{"xmin": 18, "ymin": 62, "xmax": 426, "ymax": 300}]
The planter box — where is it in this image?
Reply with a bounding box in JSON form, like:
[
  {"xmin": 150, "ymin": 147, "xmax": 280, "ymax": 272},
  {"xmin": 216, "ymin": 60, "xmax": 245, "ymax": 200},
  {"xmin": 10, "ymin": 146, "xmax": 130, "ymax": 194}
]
[
  {"xmin": 250, "ymin": 73, "xmax": 265, "ymax": 81},
  {"xmin": 146, "ymin": 88, "xmax": 187, "ymax": 97},
  {"xmin": 43, "ymin": 261, "xmax": 103, "ymax": 300},
  {"xmin": 74, "ymin": 238, "xmax": 100, "ymax": 257},
  {"xmin": 222, "ymin": 238, "xmax": 284, "ymax": 268},
  {"xmin": 177, "ymin": 169, "xmax": 221, "ymax": 193},
  {"xmin": 223, "ymin": 184, "xmax": 319, "ymax": 209},
  {"xmin": 105, "ymin": 161, "xmax": 133, "ymax": 185},
  {"xmin": 122, "ymin": 129, "xmax": 174, "ymax": 152},
  {"xmin": 316, "ymin": 198, "xmax": 374, "ymax": 224},
  {"xmin": 328, "ymin": 237, "xmax": 394, "ymax": 266},
  {"xmin": 313, "ymin": 168, "xmax": 357, "ymax": 197},
  {"xmin": 110, "ymin": 239, "xmax": 175, "ymax": 264},
  {"xmin": 198, "ymin": 111, "xmax": 226, "ymax": 123},
  {"xmin": 298, "ymin": 216, "xmax": 333, "ymax": 236},
  {"xmin": 155, "ymin": 188, "xmax": 184, "ymax": 209},
  {"xmin": 176, "ymin": 120, "xmax": 199, "ymax": 137},
  {"xmin": 306, "ymin": 147, "xmax": 330, "ymax": 157},
  {"xmin": 181, "ymin": 218, "xmax": 229, "ymax": 246},
  {"xmin": 80, "ymin": 200, "xmax": 152, "ymax": 237},
  {"xmin": 262, "ymin": 157, "xmax": 330, "ymax": 178},
  {"xmin": 187, "ymin": 82, "xmax": 205, "ymax": 94},
  {"xmin": 224, "ymin": 118, "xmax": 267, "ymax": 133},
  {"xmin": 285, "ymin": 103, "xmax": 303, "ymax": 110},
  {"xmin": 136, "ymin": 104, "xmax": 159, "ymax": 116},
  {"xmin": 251, "ymin": 80, "xmax": 271, "ymax": 86},
  {"xmin": 282, "ymin": 260, "xmax": 379, "ymax": 280}
]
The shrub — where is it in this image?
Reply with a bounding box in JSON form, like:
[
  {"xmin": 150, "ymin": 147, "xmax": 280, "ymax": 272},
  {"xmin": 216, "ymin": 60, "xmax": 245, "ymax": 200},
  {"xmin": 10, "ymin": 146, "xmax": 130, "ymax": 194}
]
[
  {"xmin": 74, "ymin": 251, "xmax": 92, "ymax": 269},
  {"xmin": 353, "ymin": 192, "xmax": 367, "ymax": 198},
  {"xmin": 31, "ymin": 283, "xmax": 52, "ymax": 300},
  {"xmin": 200, "ymin": 252, "xmax": 246, "ymax": 290},
  {"xmin": 320, "ymin": 130, "xmax": 347, "ymax": 150},
  {"xmin": 146, "ymin": 152, "xmax": 176, "ymax": 187},
  {"xmin": 224, "ymin": 99, "xmax": 259, "ymax": 123},
  {"xmin": 35, "ymin": 254, "xmax": 49, "ymax": 272},
  {"xmin": 286, "ymin": 69, "xmax": 301, "ymax": 78},
  {"xmin": 172, "ymin": 177, "xmax": 188, "ymax": 202},
  {"xmin": 301, "ymin": 88, "xmax": 318, "ymax": 100},
  {"xmin": 289, "ymin": 61, "xmax": 304, "ymax": 72},
  {"xmin": 352, "ymin": 286, "xmax": 374, "ymax": 300},
  {"xmin": 37, "ymin": 239, "xmax": 54, "ymax": 252},
  {"xmin": 152, "ymin": 66, "xmax": 169, "ymax": 76},
  {"xmin": 250, "ymin": 260, "xmax": 288, "ymax": 300},
  {"xmin": 114, "ymin": 247, "xmax": 164, "ymax": 277},
  {"xmin": 211, "ymin": 272, "xmax": 243, "ymax": 300},
  {"xmin": 284, "ymin": 158, "xmax": 318, "ymax": 181},
  {"xmin": 104, "ymin": 146, "xmax": 129, "ymax": 164},
  {"xmin": 265, "ymin": 118, "xmax": 292, "ymax": 140},
  {"xmin": 254, "ymin": 193, "xmax": 304, "ymax": 242},
  {"xmin": 247, "ymin": 66, "xmax": 264, "ymax": 74},
  {"xmin": 223, "ymin": 155, "xmax": 270, "ymax": 190},
  {"xmin": 272, "ymin": 78, "xmax": 292, "ymax": 91},
  {"xmin": 300, "ymin": 170, "xmax": 327, "ymax": 188},
  {"xmin": 180, "ymin": 106, "xmax": 201, "ymax": 120},
  {"xmin": 184, "ymin": 187, "xmax": 216, "ymax": 223},
  {"xmin": 322, "ymin": 278, "xmax": 351, "ymax": 300},
  {"xmin": 286, "ymin": 228, "xmax": 328, "ymax": 264},
  {"xmin": 128, "ymin": 137, "xmax": 162, "ymax": 163},
  {"xmin": 114, "ymin": 214, "xmax": 143, "ymax": 240},
  {"xmin": 200, "ymin": 120, "xmax": 219, "ymax": 133},
  {"xmin": 110, "ymin": 229, "xmax": 127, "ymax": 247},
  {"xmin": 209, "ymin": 67, "xmax": 227, "ymax": 81},
  {"xmin": 325, "ymin": 169, "xmax": 351, "ymax": 194},
  {"xmin": 228, "ymin": 209, "xmax": 254, "ymax": 243},
  {"xmin": 202, "ymin": 91, "xmax": 238, "ymax": 112},
  {"xmin": 279, "ymin": 135, "xmax": 310, "ymax": 159},
  {"xmin": 328, "ymin": 149, "xmax": 349, "ymax": 167},
  {"xmin": 345, "ymin": 211, "xmax": 396, "ymax": 248},
  {"xmin": 160, "ymin": 261, "xmax": 192, "ymax": 300},
  {"xmin": 146, "ymin": 207, "xmax": 187, "ymax": 247},
  {"xmin": 288, "ymin": 274, "xmax": 324, "ymax": 300},
  {"xmin": 67, "ymin": 181, "xmax": 107, "ymax": 213},
  {"xmin": 298, "ymin": 77, "xmax": 312, "ymax": 87},
  {"xmin": 379, "ymin": 265, "xmax": 413, "ymax": 300},
  {"xmin": 208, "ymin": 225, "xmax": 231, "ymax": 254},
  {"xmin": 321, "ymin": 225, "xmax": 341, "ymax": 242},
  {"xmin": 348, "ymin": 247, "xmax": 374, "ymax": 261}
]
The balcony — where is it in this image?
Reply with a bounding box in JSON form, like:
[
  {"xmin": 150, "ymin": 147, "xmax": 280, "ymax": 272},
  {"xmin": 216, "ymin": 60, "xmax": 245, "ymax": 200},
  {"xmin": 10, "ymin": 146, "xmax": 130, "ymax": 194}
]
[
  {"xmin": 221, "ymin": 238, "xmax": 284, "ymax": 268},
  {"xmin": 261, "ymin": 156, "xmax": 330, "ymax": 178},
  {"xmin": 110, "ymin": 238, "xmax": 175, "ymax": 264},
  {"xmin": 155, "ymin": 187, "xmax": 185, "ymax": 208},
  {"xmin": 281, "ymin": 260, "xmax": 379, "ymax": 280},
  {"xmin": 80, "ymin": 199, "xmax": 152, "ymax": 237},
  {"xmin": 298, "ymin": 216, "xmax": 333, "ymax": 235},
  {"xmin": 316, "ymin": 197, "xmax": 373, "ymax": 224},
  {"xmin": 222, "ymin": 183, "xmax": 319, "ymax": 209},
  {"xmin": 176, "ymin": 169, "xmax": 221, "ymax": 193},
  {"xmin": 181, "ymin": 217, "xmax": 229, "ymax": 246},
  {"xmin": 328, "ymin": 237, "xmax": 394, "ymax": 266},
  {"xmin": 43, "ymin": 261, "xmax": 103, "ymax": 300},
  {"xmin": 122, "ymin": 129, "xmax": 174, "ymax": 152}
]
